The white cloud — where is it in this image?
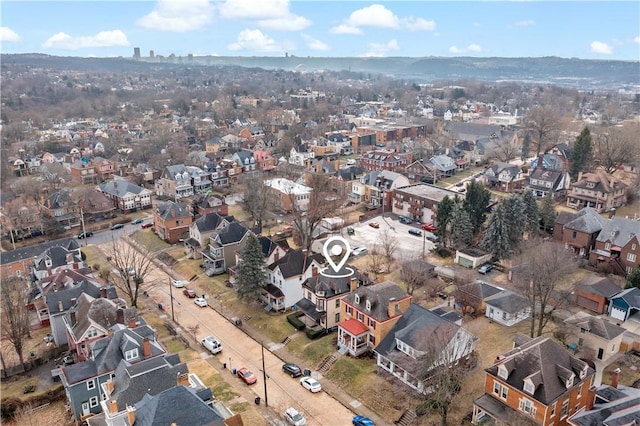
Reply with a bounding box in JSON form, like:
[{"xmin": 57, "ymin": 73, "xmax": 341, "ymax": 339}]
[
  {"xmin": 330, "ymin": 4, "xmax": 434, "ymax": 34},
  {"xmin": 362, "ymin": 39, "xmax": 399, "ymax": 57},
  {"xmin": 590, "ymin": 41, "xmax": 612, "ymax": 54},
  {"xmin": 514, "ymin": 19, "xmax": 535, "ymax": 27},
  {"xmin": 302, "ymin": 34, "xmax": 329, "ymax": 51},
  {"xmin": 449, "ymin": 44, "xmax": 482, "ymax": 54},
  {"xmin": 634, "ymin": 36, "xmax": 640, "ymax": 44},
  {"xmin": 258, "ymin": 15, "xmax": 311, "ymax": 31},
  {"xmin": 219, "ymin": 0, "xmax": 289, "ymax": 19},
  {"xmin": 42, "ymin": 30, "xmax": 129, "ymax": 50},
  {"xmin": 0, "ymin": 27, "xmax": 20, "ymax": 42},
  {"xmin": 137, "ymin": 0, "xmax": 214, "ymax": 32},
  {"xmin": 228, "ymin": 29, "xmax": 291, "ymax": 52}
]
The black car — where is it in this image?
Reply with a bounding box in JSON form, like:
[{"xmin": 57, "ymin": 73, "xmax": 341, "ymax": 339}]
[
  {"xmin": 77, "ymin": 231, "xmax": 94, "ymax": 239},
  {"xmin": 398, "ymin": 216, "xmax": 412, "ymax": 224},
  {"xmin": 408, "ymin": 228, "xmax": 422, "ymax": 236},
  {"xmin": 110, "ymin": 223, "xmax": 124, "ymax": 230},
  {"xmin": 282, "ymin": 363, "xmax": 302, "ymax": 378}
]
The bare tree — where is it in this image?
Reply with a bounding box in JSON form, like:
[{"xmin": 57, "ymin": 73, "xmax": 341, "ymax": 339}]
[
  {"xmin": 10, "ymin": 176, "xmax": 43, "ymax": 205},
  {"xmin": 526, "ymin": 106, "xmax": 561, "ymax": 157},
  {"xmin": 594, "ymin": 123, "xmax": 640, "ymax": 174},
  {"xmin": 366, "ymin": 244, "xmax": 388, "ymax": 280},
  {"xmin": 400, "ymin": 259, "xmax": 443, "ymax": 297},
  {"xmin": 39, "ymin": 162, "xmax": 70, "ymax": 189},
  {"xmin": 485, "ymin": 135, "xmax": 520, "ymax": 162},
  {"xmin": 243, "ymin": 172, "xmax": 271, "ymax": 233},
  {"xmin": 378, "ymin": 228, "xmax": 398, "ymax": 268},
  {"xmin": 513, "ymin": 239, "xmax": 578, "ymax": 337},
  {"xmin": 104, "ymin": 237, "xmax": 158, "ymax": 308},
  {"xmin": 0, "ymin": 277, "xmax": 31, "ymax": 370}
]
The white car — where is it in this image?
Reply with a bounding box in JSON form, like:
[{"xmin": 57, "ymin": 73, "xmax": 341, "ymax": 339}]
[
  {"xmin": 285, "ymin": 407, "xmax": 307, "ymax": 426},
  {"xmin": 300, "ymin": 376, "xmax": 322, "ymax": 393},
  {"xmin": 194, "ymin": 297, "xmax": 208, "ymax": 307},
  {"xmin": 171, "ymin": 279, "xmax": 188, "ymax": 288},
  {"xmin": 201, "ymin": 336, "xmax": 222, "ymax": 354},
  {"xmin": 351, "ymin": 247, "xmax": 368, "ymax": 257}
]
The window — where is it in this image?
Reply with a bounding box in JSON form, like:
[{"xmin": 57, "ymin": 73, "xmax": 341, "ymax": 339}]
[
  {"xmin": 551, "ymin": 401, "xmax": 557, "ymax": 417},
  {"xmin": 357, "ymin": 312, "xmax": 364, "ymax": 322},
  {"xmin": 523, "ymin": 381, "xmax": 534, "ymax": 395},
  {"xmin": 627, "ymin": 253, "xmax": 636, "ymax": 262},
  {"xmin": 335, "ymin": 313, "xmax": 340, "ymax": 323},
  {"xmin": 501, "ymin": 386, "xmax": 508, "ymax": 400},
  {"xmin": 633, "ymin": 244, "xmax": 637, "ymax": 250},
  {"xmin": 368, "ymin": 318, "xmax": 376, "ymax": 329},
  {"xmin": 89, "ymin": 396, "xmax": 99, "ymax": 408},
  {"xmin": 577, "ymin": 383, "xmax": 583, "ymax": 398},
  {"xmin": 572, "ymin": 231, "xmax": 577, "ymax": 239},
  {"xmin": 605, "ymin": 242, "xmax": 611, "ymax": 250},
  {"xmin": 354, "ymin": 294, "xmax": 360, "ymax": 304},
  {"xmin": 498, "ymin": 365, "xmax": 508, "ymax": 380},
  {"xmin": 561, "ymin": 400, "xmax": 569, "ymax": 418},
  {"xmin": 336, "ymin": 299, "xmax": 341, "ymax": 308},
  {"xmin": 86, "ymin": 328, "xmax": 99, "ymax": 338},
  {"xmin": 493, "ymin": 381, "xmax": 500, "ymax": 395},
  {"xmin": 346, "ymin": 306, "xmax": 352, "ymax": 315},
  {"xmin": 125, "ymin": 349, "xmax": 139, "ymax": 361},
  {"xmin": 86, "ymin": 379, "xmax": 95, "ymax": 390}
]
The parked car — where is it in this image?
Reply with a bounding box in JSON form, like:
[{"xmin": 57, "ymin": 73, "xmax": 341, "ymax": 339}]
[
  {"xmin": 285, "ymin": 407, "xmax": 307, "ymax": 426},
  {"xmin": 455, "ymin": 182, "xmax": 464, "ymax": 187},
  {"xmin": 110, "ymin": 223, "xmax": 124, "ymax": 230},
  {"xmin": 171, "ymin": 279, "xmax": 188, "ymax": 288},
  {"xmin": 141, "ymin": 222, "xmax": 153, "ymax": 229},
  {"xmin": 426, "ymin": 234, "xmax": 438, "ymax": 242},
  {"xmin": 77, "ymin": 231, "xmax": 94, "ymax": 239},
  {"xmin": 282, "ymin": 363, "xmax": 302, "ymax": 378},
  {"xmin": 30, "ymin": 230, "xmax": 44, "ymax": 237},
  {"xmin": 201, "ymin": 336, "xmax": 223, "ymax": 354},
  {"xmin": 368, "ymin": 222, "xmax": 380, "ymax": 229},
  {"xmin": 398, "ymin": 216, "xmax": 412, "ymax": 224},
  {"xmin": 183, "ymin": 289, "xmax": 197, "ymax": 298},
  {"xmin": 478, "ymin": 263, "xmax": 494, "ymax": 274},
  {"xmin": 131, "ymin": 218, "xmax": 143, "ymax": 225},
  {"xmin": 194, "ymin": 297, "xmax": 208, "ymax": 307},
  {"xmin": 237, "ymin": 368, "xmax": 257, "ymax": 385},
  {"xmin": 408, "ymin": 228, "xmax": 422, "ymax": 236},
  {"xmin": 352, "ymin": 415, "xmax": 376, "ymax": 426},
  {"xmin": 422, "ymin": 223, "xmax": 437, "ymax": 231},
  {"xmin": 351, "ymin": 247, "xmax": 368, "ymax": 257},
  {"xmin": 300, "ymin": 376, "xmax": 322, "ymax": 393}
]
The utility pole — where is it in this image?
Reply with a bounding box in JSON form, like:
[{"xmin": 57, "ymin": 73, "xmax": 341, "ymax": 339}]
[
  {"xmin": 169, "ymin": 279, "xmax": 175, "ymax": 322},
  {"xmin": 80, "ymin": 208, "xmax": 87, "ymax": 247},
  {"xmin": 261, "ymin": 342, "xmax": 268, "ymax": 407}
]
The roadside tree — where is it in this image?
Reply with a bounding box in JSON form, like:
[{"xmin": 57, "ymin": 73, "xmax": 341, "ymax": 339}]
[
  {"xmin": 0, "ymin": 276, "xmax": 31, "ymax": 370},
  {"xmin": 104, "ymin": 238, "xmax": 157, "ymax": 308},
  {"xmin": 235, "ymin": 234, "xmax": 266, "ymax": 302}
]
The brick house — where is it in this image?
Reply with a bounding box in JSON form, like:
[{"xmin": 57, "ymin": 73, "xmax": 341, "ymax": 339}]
[
  {"xmin": 70, "ymin": 159, "xmax": 99, "ymax": 184},
  {"xmin": 391, "ymin": 183, "xmax": 459, "ymax": 224},
  {"xmin": 153, "ymin": 202, "xmax": 192, "ymax": 244},
  {"xmin": 91, "ymin": 156, "xmax": 117, "ymax": 181},
  {"xmin": 253, "ymin": 149, "xmax": 276, "ymax": 172},
  {"xmin": 360, "ymin": 150, "xmax": 411, "ymax": 172},
  {"xmin": 567, "ymin": 171, "xmax": 627, "ymax": 213},
  {"xmin": 573, "ymin": 276, "xmax": 621, "ymax": 314},
  {"xmin": 472, "ymin": 334, "xmax": 596, "ymax": 425},
  {"xmin": 553, "ymin": 207, "xmax": 607, "ymax": 258},
  {"xmin": 588, "ymin": 217, "xmax": 640, "ymax": 276},
  {"xmin": 98, "ymin": 180, "xmax": 152, "ymax": 213}
]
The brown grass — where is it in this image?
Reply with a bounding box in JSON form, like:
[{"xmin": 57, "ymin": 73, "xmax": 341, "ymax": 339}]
[
  {"xmin": 602, "ymin": 352, "xmax": 640, "ymax": 387},
  {"xmin": 3, "ymin": 399, "xmax": 71, "ymax": 426}
]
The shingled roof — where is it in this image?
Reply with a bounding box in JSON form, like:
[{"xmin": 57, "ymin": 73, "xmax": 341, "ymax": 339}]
[
  {"xmin": 0, "ymin": 238, "xmax": 80, "ymax": 265},
  {"xmin": 133, "ymin": 385, "xmax": 224, "ymax": 426},
  {"xmin": 342, "ymin": 281, "xmax": 410, "ymax": 321},
  {"xmin": 267, "ymin": 249, "xmax": 323, "ymax": 278}
]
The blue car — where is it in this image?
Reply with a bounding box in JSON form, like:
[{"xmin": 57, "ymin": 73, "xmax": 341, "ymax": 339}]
[
  {"xmin": 352, "ymin": 415, "xmax": 375, "ymax": 426},
  {"xmin": 131, "ymin": 218, "xmax": 143, "ymax": 225}
]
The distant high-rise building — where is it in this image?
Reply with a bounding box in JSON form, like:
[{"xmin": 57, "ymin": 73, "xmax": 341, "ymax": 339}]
[
  {"xmin": 188, "ymin": 53, "xmax": 193, "ymax": 62},
  {"xmin": 133, "ymin": 47, "xmax": 141, "ymax": 59},
  {"xmin": 149, "ymin": 50, "xmax": 154, "ymax": 58}
]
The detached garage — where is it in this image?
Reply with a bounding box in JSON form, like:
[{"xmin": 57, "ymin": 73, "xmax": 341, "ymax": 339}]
[
  {"xmin": 456, "ymin": 247, "xmax": 492, "ymax": 269},
  {"xmin": 608, "ymin": 287, "xmax": 640, "ymax": 322}
]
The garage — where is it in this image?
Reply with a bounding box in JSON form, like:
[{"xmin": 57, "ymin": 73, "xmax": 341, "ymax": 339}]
[{"xmin": 610, "ymin": 305, "xmax": 627, "ymax": 322}]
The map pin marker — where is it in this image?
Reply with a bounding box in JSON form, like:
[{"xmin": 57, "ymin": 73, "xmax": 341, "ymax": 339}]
[{"xmin": 322, "ymin": 236, "xmax": 351, "ymax": 273}]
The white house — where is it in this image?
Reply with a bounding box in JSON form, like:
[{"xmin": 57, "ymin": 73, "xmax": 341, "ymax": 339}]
[
  {"xmin": 289, "ymin": 144, "xmax": 315, "ymax": 167},
  {"xmin": 264, "ymin": 250, "xmax": 323, "ymax": 310},
  {"xmin": 484, "ymin": 290, "xmax": 531, "ymax": 327}
]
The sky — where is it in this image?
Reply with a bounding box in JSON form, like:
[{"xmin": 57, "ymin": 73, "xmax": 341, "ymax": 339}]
[{"xmin": 1, "ymin": 1, "xmax": 639, "ymax": 60}]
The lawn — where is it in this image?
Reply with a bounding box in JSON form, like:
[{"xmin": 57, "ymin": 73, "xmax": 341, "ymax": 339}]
[
  {"xmin": 602, "ymin": 352, "xmax": 640, "ymax": 387},
  {"xmin": 164, "ymin": 339, "xmax": 188, "ymax": 353},
  {"xmin": 129, "ymin": 229, "xmax": 171, "ymax": 253},
  {"xmin": 81, "ymin": 245, "xmax": 111, "ymax": 273},
  {"xmin": 0, "ymin": 374, "xmax": 63, "ymax": 401},
  {"xmin": 286, "ymin": 333, "xmax": 336, "ymax": 366}
]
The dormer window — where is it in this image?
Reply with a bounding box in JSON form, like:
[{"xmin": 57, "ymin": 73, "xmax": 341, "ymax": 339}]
[
  {"xmin": 125, "ymin": 348, "xmax": 139, "ymax": 361},
  {"xmin": 579, "ymin": 365, "xmax": 588, "ymax": 379},
  {"xmin": 566, "ymin": 374, "xmax": 575, "ymax": 389},
  {"xmin": 498, "ymin": 364, "xmax": 509, "ymax": 380},
  {"xmin": 365, "ymin": 300, "xmax": 371, "ymax": 311},
  {"xmin": 354, "ymin": 294, "xmax": 360, "ymax": 304},
  {"xmin": 523, "ymin": 379, "xmax": 535, "ymax": 395}
]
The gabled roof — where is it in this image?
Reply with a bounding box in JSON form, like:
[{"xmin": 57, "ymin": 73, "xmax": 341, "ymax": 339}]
[
  {"xmin": 572, "ymin": 171, "xmax": 627, "ymax": 194},
  {"xmin": 302, "ymin": 266, "xmax": 368, "ymax": 298},
  {"xmin": 65, "ymin": 293, "xmax": 135, "ymax": 342},
  {"xmin": 596, "ymin": 217, "xmax": 640, "ymax": 247},
  {"xmin": 267, "ymin": 249, "xmax": 322, "ymax": 278},
  {"xmin": 457, "ymin": 280, "xmax": 504, "ymax": 300},
  {"xmin": 214, "ymin": 221, "xmax": 250, "ymax": 245},
  {"xmin": 0, "ymin": 238, "xmax": 79, "ymax": 265},
  {"xmin": 565, "ymin": 313, "xmax": 626, "ymax": 340},
  {"xmin": 484, "ymin": 290, "xmax": 529, "ymax": 314},
  {"xmin": 156, "ymin": 202, "xmax": 190, "ymax": 220},
  {"xmin": 193, "ymin": 212, "xmax": 231, "ymax": 233},
  {"xmin": 486, "ymin": 335, "xmax": 594, "ymax": 405},
  {"xmin": 342, "ymin": 281, "xmax": 410, "ymax": 321},
  {"xmin": 257, "ymin": 236, "xmax": 282, "ymax": 258},
  {"xmin": 133, "ymin": 385, "xmax": 224, "ymax": 426},
  {"xmin": 33, "ymin": 245, "xmax": 82, "ymax": 271},
  {"xmin": 610, "ymin": 287, "xmax": 640, "ymax": 309},
  {"xmin": 45, "ymin": 280, "xmax": 109, "ymax": 315},
  {"xmin": 563, "ymin": 207, "xmax": 607, "ymax": 233},
  {"xmin": 529, "ymin": 167, "xmax": 564, "ymax": 183},
  {"xmin": 569, "ymin": 385, "xmax": 640, "ymax": 426},
  {"xmin": 575, "ymin": 276, "xmax": 621, "ymax": 298},
  {"xmin": 98, "ymin": 180, "xmax": 148, "ymax": 198},
  {"xmin": 429, "ymin": 155, "xmax": 456, "ymax": 171}
]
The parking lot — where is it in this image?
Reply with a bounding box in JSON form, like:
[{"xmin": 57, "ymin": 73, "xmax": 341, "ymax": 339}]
[{"xmin": 342, "ymin": 215, "xmax": 436, "ymax": 260}]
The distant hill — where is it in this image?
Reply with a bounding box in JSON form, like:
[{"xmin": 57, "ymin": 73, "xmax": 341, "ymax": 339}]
[{"xmin": 2, "ymin": 53, "xmax": 638, "ymax": 89}]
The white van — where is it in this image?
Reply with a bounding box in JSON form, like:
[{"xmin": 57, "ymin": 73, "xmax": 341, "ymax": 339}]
[{"xmin": 201, "ymin": 336, "xmax": 223, "ymax": 354}]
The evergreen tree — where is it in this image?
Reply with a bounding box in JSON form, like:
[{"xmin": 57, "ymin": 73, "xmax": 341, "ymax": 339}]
[
  {"xmin": 502, "ymin": 195, "xmax": 526, "ymax": 250},
  {"xmin": 626, "ymin": 267, "xmax": 640, "ymax": 289},
  {"xmin": 521, "ymin": 131, "xmax": 531, "ymax": 160},
  {"xmin": 435, "ymin": 196, "xmax": 455, "ymax": 248},
  {"xmin": 235, "ymin": 234, "xmax": 266, "ymax": 302},
  {"xmin": 449, "ymin": 203, "xmax": 474, "ymax": 249},
  {"xmin": 539, "ymin": 191, "xmax": 557, "ymax": 233},
  {"xmin": 481, "ymin": 203, "xmax": 512, "ymax": 260},
  {"xmin": 521, "ymin": 190, "xmax": 540, "ymax": 236},
  {"xmin": 569, "ymin": 126, "xmax": 593, "ymax": 180},
  {"xmin": 462, "ymin": 180, "xmax": 491, "ymax": 235}
]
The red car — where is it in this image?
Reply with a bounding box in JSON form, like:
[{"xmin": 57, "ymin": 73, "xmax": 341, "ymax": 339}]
[
  {"xmin": 368, "ymin": 222, "xmax": 380, "ymax": 229},
  {"xmin": 141, "ymin": 222, "xmax": 153, "ymax": 229},
  {"xmin": 237, "ymin": 368, "xmax": 257, "ymax": 385},
  {"xmin": 183, "ymin": 289, "xmax": 197, "ymax": 298},
  {"xmin": 421, "ymin": 223, "xmax": 437, "ymax": 232}
]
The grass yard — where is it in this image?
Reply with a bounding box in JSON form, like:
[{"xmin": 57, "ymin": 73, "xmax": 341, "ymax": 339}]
[
  {"xmin": 164, "ymin": 339, "xmax": 188, "ymax": 353},
  {"xmin": 602, "ymin": 352, "xmax": 640, "ymax": 387},
  {"xmin": 286, "ymin": 333, "xmax": 336, "ymax": 366},
  {"xmin": 227, "ymin": 204, "xmax": 252, "ymax": 222},
  {"xmin": 3, "ymin": 399, "xmax": 69, "ymax": 426},
  {"xmin": 130, "ymin": 229, "xmax": 171, "ymax": 253},
  {"xmin": 81, "ymin": 245, "xmax": 111, "ymax": 272}
]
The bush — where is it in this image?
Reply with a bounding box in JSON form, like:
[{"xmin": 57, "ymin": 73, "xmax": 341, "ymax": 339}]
[
  {"xmin": 415, "ymin": 401, "xmax": 431, "ymax": 417},
  {"xmin": 286, "ymin": 313, "xmax": 305, "ymax": 331},
  {"xmin": 305, "ymin": 328, "xmax": 327, "ymax": 340}
]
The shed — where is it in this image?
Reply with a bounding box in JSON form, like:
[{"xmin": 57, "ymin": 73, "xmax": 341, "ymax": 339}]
[{"xmin": 455, "ymin": 247, "xmax": 492, "ymax": 269}]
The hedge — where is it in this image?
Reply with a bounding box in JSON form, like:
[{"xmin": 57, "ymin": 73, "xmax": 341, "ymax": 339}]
[{"xmin": 286, "ymin": 313, "xmax": 305, "ymax": 331}]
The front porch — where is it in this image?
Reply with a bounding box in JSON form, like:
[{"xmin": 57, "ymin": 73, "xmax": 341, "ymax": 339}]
[
  {"xmin": 260, "ymin": 284, "xmax": 286, "ymax": 312},
  {"xmin": 337, "ymin": 318, "xmax": 370, "ymax": 356},
  {"xmin": 472, "ymin": 394, "xmax": 519, "ymax": 425}
]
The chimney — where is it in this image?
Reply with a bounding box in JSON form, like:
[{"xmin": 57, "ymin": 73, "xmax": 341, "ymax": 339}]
[
  {"xmin": 350, "ymin": 278, "xmax": 358, "ymax": 292},
  {"xmin": 611, "ymin": 367, "xmax": 620, "ymax": 389},
  {"xmin": 387, "ymin": 297, "xmax": 396, "ymax": 318},
  {"xmin": 126, "ymin": 407, "xmax": 135, "ymax": 425},
  {"xmin": 58, "ymin": 300, "xmax": 64, "ymax": 312},
  {"xmin": 108, "ymin": 328, "xmax": 114, "ymax": 338},
  {"xmin": 177, "ymin": 372, "xmax": 190, "ymax": 387},
  {"xmin": 106, "ymin": 379, "xmax": 115, "ymax": 394},
  {"xmin": 306, "ymin": 159, "xmax": 311, "ymax": 171},
  {"xmin": 142, "ymin": 337, "xmax": 151, "ymax": 357},
  {"xmin": 577, "ymin": 171, "xmax": 583, "ymax": 182},
  {"xmin": 100, "ymin": 286, "xmax": 108, "ymax": 298},
  {"xmin": 109, "ymin": 400, "xmax": 118, "ymax": 414},
  {"xmin": 128, "ymin": 317, "xmax": 137, "ymax": 328},
  {"xmin": 585, "ymin": 386, "xmax": 597, "ymax": 411},
  {"xmin": 378, "ymin": 273, "xmax": 385, "ymax": 282},
  {"xmin": 116, "ymin": 308, "xmax": 125, "ymax": 324},
  {"xmin": 70, "ymin": 310, "xmax": 77, "ymax": 325}
]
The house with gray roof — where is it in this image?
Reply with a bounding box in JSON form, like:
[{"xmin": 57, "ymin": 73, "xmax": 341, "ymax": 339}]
[
  {"xmin": 481, "ymin": 161, "xmax": 527, "ymax": 192},
  {"xmin": 567, "ymin": 171, "xmax": 627, "ymax": 213},
  {"xmin": 608, "ymin": 287, "xmax": 640, "ymax": 322},
  {"xmin": 526, "ymin": 166, "xmax": 571, "ymax": 199},
  {"xmin": 98, "ymin": 180, "xmax": 152, "ymax": 213},
  {"xmin": 565, "ymin": 312, "xmax": 626, "ymax": 361},
  {"xmin": 573, "ymin": 275, "xmax": 622, "ymax": 314},
  {"xmin": 185, "ymin": 212, "xmax": 234, "ymax": 259},
  {"xmin": 32, "ymin": 243, "xmax": 85, "ymax": 280},
  {"xmin": 60, "ymin": 322, "xmax": 165, "ymax": 421},
  {"xmin": 485, "ymin": 290, "xmax": 531, "ymax": 327},
  {"xmin": 375, "ymin": 303, "xmax": 477, "ymax": 393},
  {"xmin": 455, "ymin": 280, "xmax": 505, "ymax": 315},
  {"xmin": 589, "ymin": 217, "xmax": 640, "ymax": 276},
  {"xmin": 230, "ymin": 150, "xmax": 257, "ymax": 174},
  {"xmin": 554, "ymin": 207, "xmax": 608, "ymax": 258},
  {"xmin": 153, "ymin": 201, "xmax": 192, "ymax": 244},
  {"xmin": 202, "ymin": 222, "xmax": 251, "ymax": 275},
  {"xmin": 155, "ymin": 164, "xmax": 194, "ymax": 200},
  {"xmin": 264, "ymin": 249, "xmax": 324, "ymax": 311},
  {"xmin": 568, "ymin": 383, "xmax": 640, "ymax": 426}
]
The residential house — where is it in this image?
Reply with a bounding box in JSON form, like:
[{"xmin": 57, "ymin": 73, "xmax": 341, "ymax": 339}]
[
  {"xmin": 75, "ymin": 189, "xmax": 116, "ymax": 222},
  {"xmin": 588, "ymin": 217, "xmax": 640, "ymax": 276},
  {"xmin": 482, "ymin": 161, "xmax": 527, "ymax": 192},
  {"xmin": 155, "ymin": 164, "xmax": 194, "ymax": 200},
  {"xmin": 253, "ymin": 149, "xmax": 276, "ymax": 172},
  {"xmin": 60, "ymin": 322, "xmax": 166, "ymax": 421},
  {"xmin": 8, "ymin": 156, "xmax": 28, "ymax": 176},
  {"xmin": 331, "ymin": 165, "xmax": 366, "ymax": 198},
  {"xmin": 32, "ymin": 242, "xmax": 85, "ymax": 280},
  {"xmin": 455, "ymin": 280, "xmax": 505, "ymax": 315},
  {"xmin": 375, "ymin": 304, "xmax": 477, "ymax": 393},
  {"xmin": 391, "ymin": 184, "xmax": 459, "ymax": 224},
  {"xmin": 229, "ymin": 235, "xmax": 288, "ymax": 284},
  {"xmin": 573, "ymin": 276, "xmax": 622, "ymax": 314},
  {"xmin": 326, "ymin": 132, "xmax": 353, "ymax": 155},
  {"xmin": 191, "ymin": 193, "xmax": 228, "ymax": 217},
  {"xmin": 185, "ymin": 165, "xmax": 213, "ymax": 194},
  {"xmin": 230, "ymin": 150, "xmax": 257, "ymax": 174},
  {"xmin": 568, "ymin": 379, "xmax": 640, "ymax": 426},
  {"xmin": 0, "ymin": 195, "xmax": 43, "ymax": 241},
  {"xmin": 531, "ymin": 153, "xmax": 567, "ymax": 171},
  {"xmin": 64, "ymin": 294, "xmax": 135, "ymax": 363},
  {"xmin": 608, "ymin": 287, "xmax": 640, "ymax": 322},
  {"xmin": 238, "ymin": 125, "xmax": 265, "ymax": 143},
  {"xmin": 565, "ymin": 312, "xmax": 626, "ymax": 361},
  {"xmin": 92, "ymin": 156, "xmax": 117, "ymax": 181},
  {"xmin": 0, "ymin": 238, "xmax": 80, "ymax": 281},
  {"xmin": 567, "ymin": 171, "xmax": 627, "ymax": 213},
  {"xmin": 296, "ymin": 265, "xmax": 371, "ymax": 332},
  {"xmin": 41, "ymin": 189, "xmax": 80, "ymax": 229},
  {"xmin": 446, "ymin": 122, "xmax": 518, "ymax": 165},
  {"xmin": 429, "ymin": 154, "xmax": 457, "ymax": 179},
  {"xmin": 338, "ymin": 281, "xmax": 412, "ymax": 356},
  {"xmin": 405, "ymin": 159, "xmax": 438, "ymax": 183},
  {"xmin": 70, "ymin": 159, "xmax": 99, "ymax": 184},
  {"xmin": 472, "ymin": 334, "xmax": 596, "ymax": 426},
  {"xmin": 202, "ymin": 161, "xmax": 230, "ymax": 187},
  {"xmin": 360, "ymin": 150, "xmax": 410, "ymax": 172},
  {"xmin": 553, "ymin": 207, "xmax": 608, "ymax": 257},
  {"xmin": 153, "ymin": 201, "xmax": 192, "ymax": 244},
  {"xmin": 202, "ymin": 222, "xmax": 251, "ymax": 275},
  {"xmin": 354, "ymin": 170, "xmax": 410, "ymax": 210},
  {"xmin": 527, "ymin": 166, "xmax": 571, "ymax": 198},
  {"xmin": 217, "ymin": 158, "xmax": 244, "ymax": 185},
  {"xmin": 289, "ymin": 144, "xmax": 315, "ymax": 167},
  {"xmin": 98, "ymin": 180, "xmax": 152, "ymax": 213},
  {"xmin": 184, "ymin": 212, "xmax": 234, "ymax": 259},
  {"xmin": 484, "ymin": 290, "xmax": 531, "ymax": 327},
  {"xmin": 264, "ymin": 249, "xmax": 323, "ymax": 311},
  {"xmin": 264, "ymin": 178, "xmax": 312, "ymax": 212}
]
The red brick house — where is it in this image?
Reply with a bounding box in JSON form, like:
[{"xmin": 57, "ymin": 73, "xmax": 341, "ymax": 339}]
[
  {"xmin": 567, "ymin": 171, "xmax": 627, "ymax": 213},
  {"xmin": 253, "ymin": 150, "xmax": 276, "ymax": 172},
  {"xmin": 589, "ymin": 217, "xmax": 640, "ymax": 276},
  {"xmin": 360, "ymin": 150, "xmax": 411, "ymax": 172},
  {"xmin": 153, "ymin": 202, "xmax": 192, "ymax": 244},
  {"xmin": 573, "ymin": 276, "xmax": 621, "ymax": 314},
  {"xmin": 553, "ymin": 207, "xmax": 607, "ymax": 258}
]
